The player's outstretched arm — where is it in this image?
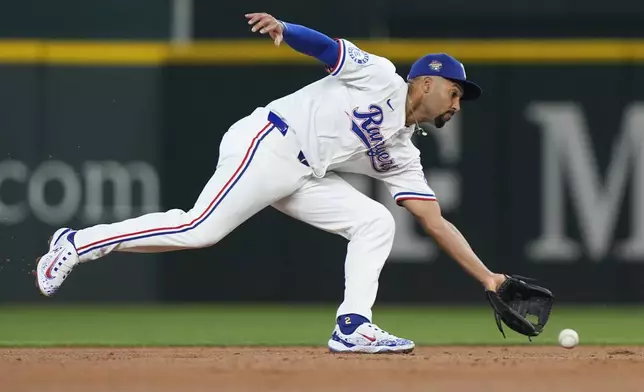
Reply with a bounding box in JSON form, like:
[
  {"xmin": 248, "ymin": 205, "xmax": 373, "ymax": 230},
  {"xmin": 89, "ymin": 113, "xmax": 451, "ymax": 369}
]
[
  {"xmin": 245, "ymin": 12, "xmax": 339, "ymax": 68},
  {"xmin": 401, "ymin": 199, "xmax": 507, "ymax": 292}
]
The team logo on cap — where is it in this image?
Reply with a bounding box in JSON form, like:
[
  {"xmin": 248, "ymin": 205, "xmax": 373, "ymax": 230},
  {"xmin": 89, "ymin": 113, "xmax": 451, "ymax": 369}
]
[
  {"xmin": 429, "ymin": 60, "xmax": 442, "ymax": 71},
  {"xmin": 348, "ymin": 46, "xmax": 370, "ymax": 65}
]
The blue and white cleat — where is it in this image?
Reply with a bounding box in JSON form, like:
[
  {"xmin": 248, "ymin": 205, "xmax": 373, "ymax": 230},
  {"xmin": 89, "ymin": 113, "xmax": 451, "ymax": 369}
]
[
  {"xmin": 34, "ymin": 228, "xmax": 79, "ymax": 297},
  {"xmin": 328, "ymin": 323, "xmax": 415, "ymax": 354}
]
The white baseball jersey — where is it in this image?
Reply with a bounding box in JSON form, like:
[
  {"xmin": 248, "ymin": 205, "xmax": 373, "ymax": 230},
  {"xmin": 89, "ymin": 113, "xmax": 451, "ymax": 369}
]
[
  {"xmin": 69, "ymin": 38, "xmax": 438, "ymax": 322},
  {"xmin": 266, "ymin": 39, "xmax": 437, "ymax": 205}
]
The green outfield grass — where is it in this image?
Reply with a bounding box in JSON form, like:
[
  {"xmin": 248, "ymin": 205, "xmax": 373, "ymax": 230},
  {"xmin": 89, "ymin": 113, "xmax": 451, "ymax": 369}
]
[{"xmin": 0, "ymin": 304, "xmax": 642, "ymax": 347}]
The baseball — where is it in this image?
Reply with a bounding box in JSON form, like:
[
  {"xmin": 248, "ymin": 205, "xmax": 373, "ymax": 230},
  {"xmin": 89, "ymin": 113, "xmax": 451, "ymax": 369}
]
[{"xmin": 558, "ymin": 328, "xmax": 579, "ymax": 349}]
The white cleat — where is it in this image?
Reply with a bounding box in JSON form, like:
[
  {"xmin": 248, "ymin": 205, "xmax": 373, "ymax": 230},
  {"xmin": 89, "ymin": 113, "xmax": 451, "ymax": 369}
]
[
  {"xmin": 328, "ymin": 323, "xmax": 415, "ymax": 354},
  {"xmin": 34, "ymin": 228, "xmax": 79, "ymax": 297}
]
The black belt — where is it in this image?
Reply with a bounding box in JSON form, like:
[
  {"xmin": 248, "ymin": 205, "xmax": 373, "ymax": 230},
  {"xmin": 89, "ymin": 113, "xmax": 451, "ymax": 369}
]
[{"xmin": 268, "ymin": 111, "xmax": 310, "ymax": 167}]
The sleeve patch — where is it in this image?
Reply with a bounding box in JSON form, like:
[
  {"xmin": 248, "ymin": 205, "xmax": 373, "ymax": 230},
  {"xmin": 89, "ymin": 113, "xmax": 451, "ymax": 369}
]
[{"xmin": 347, "ymin": 45, "xmax": 369, "ymax": 65}]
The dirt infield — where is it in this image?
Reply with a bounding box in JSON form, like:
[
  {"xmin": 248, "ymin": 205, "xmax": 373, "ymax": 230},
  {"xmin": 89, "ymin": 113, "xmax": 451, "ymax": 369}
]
[{"xmin": 1, "ymin": 346, "xmax": 643, "ymax": 392}]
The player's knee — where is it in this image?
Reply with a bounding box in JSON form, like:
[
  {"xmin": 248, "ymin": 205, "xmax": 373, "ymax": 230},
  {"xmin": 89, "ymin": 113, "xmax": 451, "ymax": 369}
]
[
  {"xmin": 187, "ymin": 235, "xmax": 215, "ymax": 249},
  {"xmin": 171, "ymin": 210, "xmax": 223, "ymax": 249},
  {"xmin": 186, "ymin": 229, "xmax": 225, "ymax": 249},
  {"xmin": 375, "ymin": 206, "xmax": 396, "ymax": 242},
  {"xmin": 355, "ymin": 204, "xmax": 396, "ymax": 242}
]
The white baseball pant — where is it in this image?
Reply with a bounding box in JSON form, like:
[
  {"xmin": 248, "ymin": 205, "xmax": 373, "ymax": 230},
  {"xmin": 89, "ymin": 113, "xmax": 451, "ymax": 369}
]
[{"xmin": 73, "ymin": 107, "xmax": 395, "ymax": 321}]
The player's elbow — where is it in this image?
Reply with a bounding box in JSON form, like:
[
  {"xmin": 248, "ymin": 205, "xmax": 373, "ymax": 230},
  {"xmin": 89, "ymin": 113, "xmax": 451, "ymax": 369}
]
[
  {"xmin": 417, "ymin": 213, "xmax": 449, "ymax": 239},
  {"xmin": 402, "ymin": 199, "xmax": 446, "ymax": 236}
]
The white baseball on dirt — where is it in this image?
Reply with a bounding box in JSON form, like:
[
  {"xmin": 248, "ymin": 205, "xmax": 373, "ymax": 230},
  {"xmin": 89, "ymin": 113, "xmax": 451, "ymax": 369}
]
[{"xmin": 558, "ymin": 329, "xmax": 579, "ymax": 349}]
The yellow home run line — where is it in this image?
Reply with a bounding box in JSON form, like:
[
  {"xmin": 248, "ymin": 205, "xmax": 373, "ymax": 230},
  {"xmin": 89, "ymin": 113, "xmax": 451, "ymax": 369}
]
[{"xmin": 2, "ymin": 39, "xmax": 644, "ymax": 65}]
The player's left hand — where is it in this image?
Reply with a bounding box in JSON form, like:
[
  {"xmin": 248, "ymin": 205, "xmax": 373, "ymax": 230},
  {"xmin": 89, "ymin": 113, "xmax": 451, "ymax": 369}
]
[
  {"xmin": 486, "ymin": 275, "xmax": 554, "ymax": 340},
  {"xmin": 245, "ymin": 12, "xmax": 284, "ymax": 46},
  {"xmin": 483, "ymin": 273, "xmax": 507, "ymax": 292}
]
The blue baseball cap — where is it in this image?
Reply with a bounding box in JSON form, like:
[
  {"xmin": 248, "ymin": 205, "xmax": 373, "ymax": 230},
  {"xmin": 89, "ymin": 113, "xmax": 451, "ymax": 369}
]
[{"xmin": 407, "ymin": 53, "xmax": 482, "ymax": 100}]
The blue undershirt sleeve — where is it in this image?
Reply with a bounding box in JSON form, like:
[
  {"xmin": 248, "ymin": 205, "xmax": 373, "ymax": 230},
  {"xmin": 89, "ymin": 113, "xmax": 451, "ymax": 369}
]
[{"xmin": 281, "ymin": 22, "xmax": 340, "ymax": 68}]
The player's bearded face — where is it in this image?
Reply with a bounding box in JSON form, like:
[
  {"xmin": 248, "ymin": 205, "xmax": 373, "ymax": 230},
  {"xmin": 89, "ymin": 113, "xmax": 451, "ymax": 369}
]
[
  {"xmin": 425, "ymin": 79, "xmax": 460, "ymax": 129},
  {"xmin": 433, "ymin": 109, "xmax": 456, "ymax": 129},
  {"xmin": 425, "ymin": 93, "xmax": 456, "ymax": 129}
]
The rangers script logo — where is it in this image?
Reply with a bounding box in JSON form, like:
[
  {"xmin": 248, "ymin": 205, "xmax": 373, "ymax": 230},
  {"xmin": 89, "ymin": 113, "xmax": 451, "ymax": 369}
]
[{"xmin": 347, "ymin": 104, "xmax": 397, "ymax": 173}]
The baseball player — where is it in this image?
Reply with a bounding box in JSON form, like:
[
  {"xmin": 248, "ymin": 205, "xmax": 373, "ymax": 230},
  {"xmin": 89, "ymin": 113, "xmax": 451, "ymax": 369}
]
[{"xmin": 36, "ymin": 13, "xmax": 510, "ymax": 354}]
